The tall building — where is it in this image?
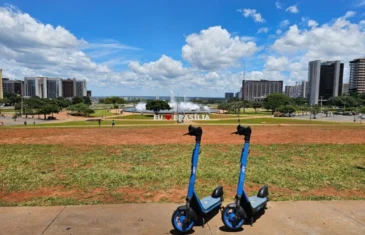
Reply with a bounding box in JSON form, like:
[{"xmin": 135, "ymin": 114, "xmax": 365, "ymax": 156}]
[
  {"xmin": 319, "ymin": 61, "xmax": 343, "ymax": 98},
  {"xmin": 2, "ymin": 78, "xmax": 24, "ymax": 96},
  {"xmin": 0, "ymin": 69, "xmax": 3, "ymax": 99},
  {"xmin": 225, "ymin": 92, "xmax": 234, "ymax": 100},
  {"xmin": 62, "ymin": 78, "xmax": 76, "ymax": 98},
  {"xmin": 241, "ymin": 80, "xmax": 283, "ymax": 101},
  {"xmin": 349, "ymin": 58, "xmax": 365, "ymax": 93},
  {"xmin": 24, "ymin": 77, "xmax": 62, "ymax": 98},
  {"xmin": 308, "ymin": 60, "xmax": 321, "ymax": 105},
  {"xmin": 308, "ymin": 60, "xmax": 343, "ymax": 105},
  {"xmin": 301, "ymin": 81, "xmax": 309, "ymax": 98},
  {"xmin": 285, "ymin": 82, "xmax": 305, "ymax": 98},
  {"xmin": 87, "ymin": 90, "xmax": 92, "ymax": 97},
  {"xmin": 76, "ymin": 80, "xmax": 87, "ymax": 97}
]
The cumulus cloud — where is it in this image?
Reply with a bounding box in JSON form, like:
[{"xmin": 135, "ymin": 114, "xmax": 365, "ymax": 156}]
[
  {"xmin": 308, "ymin": 20, "xmax": 318, "ymax": 28},
  {"xmin": 275, "ymin": 1, "xmax": 283, "ymax": 9},
  {"xmin": 257, "ymin": 27, "xmax": 269, "ymax": 34},
  {"xmin": 0, "ymin": 5, "xmax": 143, "ymax": 88},
  {"xmin": 182, "ymin": 26, "xmax": 259, "ymax": 70},
  {"xmin": 238, "ymin": 8, "xmax": 265, "ymax": 23},
  {"xmin": 264, "ymin": 56, "xmax": 290, "ymax": 71},
  {"xmin": 286, "ymin": 5, "xmax": 299, "ymax": 14},
  {"xmin": 269, "ymin": 11, "xmax": 365, "ymax": 84},
  {"xmin": 129, "ymin": 55, "xmax": 187, "ymax": 80}
]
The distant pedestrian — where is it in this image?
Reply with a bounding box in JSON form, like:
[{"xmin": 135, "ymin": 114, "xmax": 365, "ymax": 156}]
[
  {"xmin": 0, "ymin": 121, "xmax": 3, "ymax": 126},
  {"xmin": 24, "ymin": 121, "xmax": 27, "ymax": 126},
  {"xmin": 112, "ymin": 120, "xmax": 115, "ymax": 128},
  {"xmin": 98, "ymin": 119, "xmax": 101, "ymax": 127}
]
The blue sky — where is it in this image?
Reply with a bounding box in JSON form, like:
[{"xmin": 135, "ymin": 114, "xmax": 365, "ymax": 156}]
[{"xmin": 0, "ymin": 0, "xmax": 365, "ymax": 97}]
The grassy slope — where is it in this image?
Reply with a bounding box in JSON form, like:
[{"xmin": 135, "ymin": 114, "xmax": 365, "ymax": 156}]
[{"xmin": 0, "ymin": 144, "xmax": 364, "ymax": 206}]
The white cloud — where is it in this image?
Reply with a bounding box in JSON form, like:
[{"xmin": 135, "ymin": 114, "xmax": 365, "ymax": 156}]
[
  {"xmin": 268, "ymin": 11, "xmax": 365, "ymax": 85},
  {"xmin": 129, "ymin": 55, "xmax": 187, "ymax": 79},
  {"xmin": 276, "ymin": 1, "xmax": 283, "ymax": 9},
  {"xmin": 182, "ymin": 26, "xmax": 259, "ymax": 70},
  {"xmin": 276, "ymin": 29, "xmax": 282, "ymax": 35},
  {"xmin": 286, "ymin": 5, "xmax": 299, "ymax": 14},
  {"xmin": 265, "ymin": 56, "xmax": 290, "ymax": 71},
  {"xmin": 0, "ymin": 5, "xmax": 144, "ymax": 89},
  {"xmin": 257, "ymin": 27, "xmax": 269, "ymax": 34},
  {"xmin": 308, "ymin": 20, "xmax": 318, "ymax": 28},
  {"xmin": 240, "ymin": 9, "xmax": 265, "ymax": 23},
  {"xmin": 280, "ymin": 20, "xmax": 290, "ymax": 28}
]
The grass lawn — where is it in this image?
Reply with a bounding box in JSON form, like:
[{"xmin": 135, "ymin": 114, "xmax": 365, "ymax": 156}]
[
  {"xmin": 5, "ymin": 120, "xmax": 174, "ymax": 128},
  {"xmin": 0, "ymin": 143, "xmax": 364, "ymax": 206},
  {"xmin": 109, "ymin": 114, "xmax": 155, "ymax": 119},
  {"xmin": 90, "ymin": 109, "xmax": 114, "ymax": 117},
  {"xmin": 195, "ymin": 118, "xmax": 339, "ymax": 125}
]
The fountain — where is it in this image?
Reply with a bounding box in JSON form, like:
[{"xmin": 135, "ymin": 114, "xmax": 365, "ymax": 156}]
[{"xmin": 124, "ymin": 90, "xmax": 218, "ymax": 114}]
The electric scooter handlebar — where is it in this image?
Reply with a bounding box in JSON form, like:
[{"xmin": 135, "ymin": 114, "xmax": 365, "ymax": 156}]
[
  {"xmin": 184, "ymin": 125, "xmax": 203, "ymax": 143},
  {"xmin": 232, "ymin": 125, "xmax": 251, "ymax": 142}
]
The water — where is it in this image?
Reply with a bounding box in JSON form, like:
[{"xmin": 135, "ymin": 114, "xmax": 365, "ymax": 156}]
[{"xmin": 132, "ymin": 90, "xmax": 215, "ymax": 114}]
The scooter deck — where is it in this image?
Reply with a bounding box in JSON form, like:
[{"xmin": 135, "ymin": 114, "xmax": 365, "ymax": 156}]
[
  {"xmin": 200, "ymin": 196, "xmax": 221, "ymax": 212},
  {"xmin": 249, "ymin": 196, "xmax": 267, "ymax": 211}
]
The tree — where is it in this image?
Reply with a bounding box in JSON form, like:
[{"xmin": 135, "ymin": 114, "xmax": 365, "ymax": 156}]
[
  {"xmin": 263, "ymin": 93, "xmax": 292, "ymax": 114},
  {"xmin": 82, "ymin": 96, "xmax": 92, "ymax": 106},
  {"xmin": 4, "ymin": 92, "xmax": 21, "ymax": 106},
  {"xmin": 293, "ymin": 97, "xmax": 307, "ymax": 106},
  {"xmin": 68, "ymin": 103, "xmax": 95, "ymax": 117},
  {"xmin": 72, "ymin": 96, "xmax": 84, "ymax": 105},
  {"xmin": 277, "ymin": 105, "xmax": 296, "ymax": 114},
  {"xmin": 146, "ymin": 100, "xmax": 171, "ymax": 115},
  {"xmin": 99, "ymin": 96, "xmax": 126, "ymax": 105},
  {"xmin": 252, "ymin": 101, "xmax": 262, "ymax": 113},
  {"xmin": 55, "ymin": 97, "xmax": 72, "ymax": 108},
  {"xmin": 39, "ymin": 104, "xmax": 60, "ymax": 119},
  {"xmin": 242, "ymin": 100, "xmax": 251, "ymax": 113},
  {"xmin": 328, "ymin": 96, "xmax": 359, "ymax": 108},
  {"xmin": 218, "ymin": 102, "xmax": 230, "ymax": 113}
]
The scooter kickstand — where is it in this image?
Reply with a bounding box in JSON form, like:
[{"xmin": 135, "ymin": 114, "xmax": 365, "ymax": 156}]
[{"xmin": 202, "ymin": 218, "xmax": 205, "ymax": 228}]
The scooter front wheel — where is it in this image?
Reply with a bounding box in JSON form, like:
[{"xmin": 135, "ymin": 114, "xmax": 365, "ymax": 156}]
[
  {"xmin": 171, "ymin": 209, "xmax": 195, "ymax": 234},
  {"xmin": 222, "ymin": 205, "xmax": 245, "ymax": 230}
]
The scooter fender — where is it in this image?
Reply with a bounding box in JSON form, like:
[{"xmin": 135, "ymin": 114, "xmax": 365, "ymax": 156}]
[
  {"xmin": 177, "ymin": 205, "xmax": 197, "ymax": 221},
  {"xmin": 226, "ymin": 203, "xmax": 247, "ymax": 219}
]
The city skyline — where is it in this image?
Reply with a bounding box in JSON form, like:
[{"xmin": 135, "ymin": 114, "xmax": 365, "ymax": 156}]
[{"xmin": 0, "ymin": 1, "xmax": 365, "ymax": 96}]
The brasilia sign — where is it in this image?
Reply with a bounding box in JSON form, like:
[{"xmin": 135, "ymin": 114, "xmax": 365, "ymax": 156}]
[{"xmin": 153, "ymin": 114, "xmax": 210, "ymax": 120}]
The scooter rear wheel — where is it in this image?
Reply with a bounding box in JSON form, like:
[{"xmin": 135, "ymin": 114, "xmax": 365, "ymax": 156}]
[
  {"xmin": 222, "ymin": 205, "xmax": 245, "ymax": 230},
  {"xmin": 171, "ymin": 209, "xmax": 195, "ymax": 234}
]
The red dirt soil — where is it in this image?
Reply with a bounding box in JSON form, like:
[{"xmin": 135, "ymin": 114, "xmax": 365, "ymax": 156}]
[{"xmin": 1, "ymin": 126, "xmax": 365, "ymax": 145}]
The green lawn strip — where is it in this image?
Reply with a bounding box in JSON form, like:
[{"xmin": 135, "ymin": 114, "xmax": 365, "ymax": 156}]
[
  {"xmin": 0, "ymin": 143, "xmax": 364, "ymax": 206},
  {"xmin": 13, "ymin": 120, "xmax": 174, "ymax": 127},
  {"xmin": 195, "ymin": 118, "xmax": 340, "ymax": 125},
  {"xmin": 89, "ymin": 109, "xmax": 114, "ymax": 117},
  {"xmin": 107, "ymin": 114, "xmax": 155, "ymax": 119}
]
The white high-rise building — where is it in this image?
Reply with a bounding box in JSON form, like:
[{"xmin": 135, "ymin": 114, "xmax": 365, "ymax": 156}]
[
  {"xmin": 24, "ymin": 77, "xmax": 62, "ymax": 98},
  {"xmin": 308, "ymin": 61, "xmax": 321, "ymax": 105},
  {"xmin": 349, "ymin": 58, "xmax": 365, "ymax": 93}
]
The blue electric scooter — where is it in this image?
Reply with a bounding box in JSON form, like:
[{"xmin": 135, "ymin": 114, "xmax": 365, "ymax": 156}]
[
  {"xmin": 171, "ymin": 125, "xmax": 224, "ymax": 234},
  {"xmin": 222, "ymin": 125, "xmax": 269, "ymax": 230}
]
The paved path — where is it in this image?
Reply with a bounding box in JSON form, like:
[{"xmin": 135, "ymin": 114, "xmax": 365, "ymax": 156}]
[{"xmin": 0, "ymin": 201, "xmax": 364, "ymax": 235}]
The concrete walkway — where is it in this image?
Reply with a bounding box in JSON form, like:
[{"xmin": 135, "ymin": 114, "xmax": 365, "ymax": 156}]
[{"xmin": 0, "ymin": 201, "xmax": 364, "ymax": 235}]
